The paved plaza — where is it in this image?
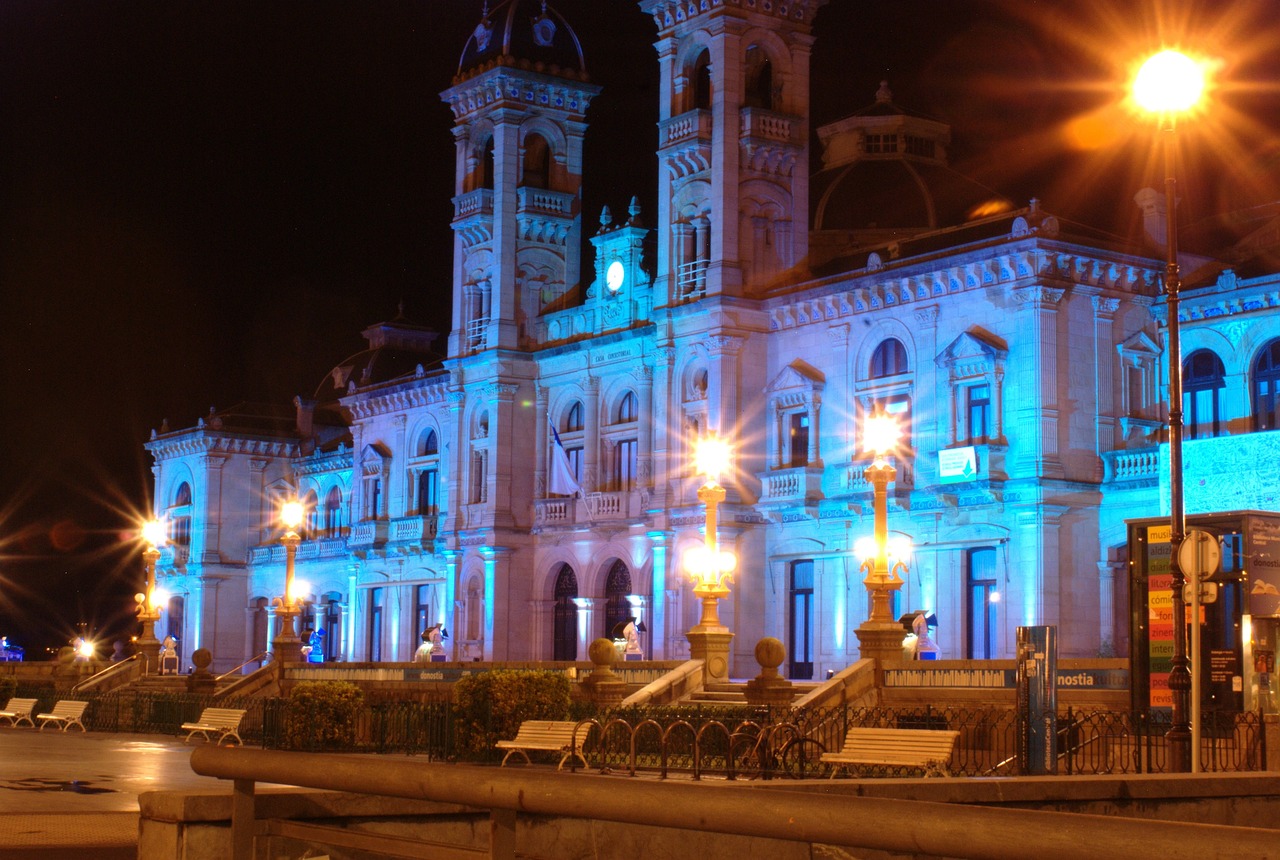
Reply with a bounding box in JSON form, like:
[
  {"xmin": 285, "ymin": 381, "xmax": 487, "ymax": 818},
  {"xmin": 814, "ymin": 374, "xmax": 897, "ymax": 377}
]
[{"xmin": 0, "ymin": 729, "xmax": 230, "ymax": 858}]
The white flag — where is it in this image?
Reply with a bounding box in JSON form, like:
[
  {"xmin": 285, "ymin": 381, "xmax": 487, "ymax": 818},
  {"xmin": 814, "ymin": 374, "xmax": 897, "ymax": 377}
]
[{"xmin": 548, "ymin": 415, "xmax": 581, "ymax": 496}]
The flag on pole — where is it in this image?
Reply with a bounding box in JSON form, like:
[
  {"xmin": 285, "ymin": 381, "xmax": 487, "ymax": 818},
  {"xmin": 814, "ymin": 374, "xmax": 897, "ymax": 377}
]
[{"xmin": 548, "ymin": 415, "xmax": 581, "ymax": 497}]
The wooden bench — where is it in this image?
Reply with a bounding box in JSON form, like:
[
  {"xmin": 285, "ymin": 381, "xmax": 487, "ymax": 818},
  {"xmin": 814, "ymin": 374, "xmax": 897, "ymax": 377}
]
[
  {"xmin": 181, "ymin": 707, "xmax": 248, "ymax": 746},
  {"xmin": 0, "ymin": 698, "xmax": 38, "ymax": 728},
  {"xmin": 821, "ymin": 726, "xmax": 960, "ymax": 777},
  {"xmin": 36, "ymin": 700, "xmax": 89, "ymax": 732},
  {"xmin": 495, "ymin": 720, "xmax": 589, "ymax": 770}
]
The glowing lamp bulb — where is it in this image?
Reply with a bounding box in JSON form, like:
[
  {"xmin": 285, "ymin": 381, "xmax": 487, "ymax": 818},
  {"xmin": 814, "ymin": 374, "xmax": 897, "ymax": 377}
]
[
  {"xmin": 862, "ymin": 414, "xmax": 900, "ymax": 456},
  {"xmin": 1133, "ymin": 50, "xmax": 1205, "ymax": 115},
  {"xmin": 888, "ymin": 535, "xmax": 913, "ymax": 563},
  {"xmin": 717, "ymin": 550, "xmax": 737, "ymax": 573},
  {"xmin": 684, "ymin": 545, "xmax": 712, "ymax": 576},
  {"xmin": 280, "ymin": 499, "xmax": 305, "ymax": 531},
  {"xmin": 77, "ymin": 639, "xmax": 95, "ymax": 658},
  {"xmin": 151, "ymin": 588, "xmax": 169, "ymax": 610},
  {"xmin": 141, "ymin": 519, "xmax": 166, "ymax": 548},
  {"xmin": 694, "ymin": 435, "xmax": 732, "ymax": 480},
  {"xmin": 854, "ymin": 536, "xmax": 878, "ymax": 562},
  {"xmin": 289, "ymin": 579, "xmax": 310, "ymax": 603}
]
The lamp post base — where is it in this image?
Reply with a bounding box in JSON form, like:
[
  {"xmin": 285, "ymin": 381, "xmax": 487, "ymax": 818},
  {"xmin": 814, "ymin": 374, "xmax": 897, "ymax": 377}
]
[
  {"xmin": 272, "ymin": 606, "xmax": 302, "ymax": 663},
  {"xmin": 137, "ymin": 615, "xmax": 162, "ymax": 674},
  {"xmin": 855, "ymin": 621, "xmax": 908, "ymax": 664},
  {"xmin": 687, "ymin": 629, "xmax": 735, "ymax": 683}
]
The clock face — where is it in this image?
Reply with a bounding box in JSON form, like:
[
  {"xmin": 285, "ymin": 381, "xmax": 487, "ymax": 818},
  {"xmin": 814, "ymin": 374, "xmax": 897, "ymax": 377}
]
[{"xmin": 606, "ymin": 260, "xmax": 625, "ymax": 292}]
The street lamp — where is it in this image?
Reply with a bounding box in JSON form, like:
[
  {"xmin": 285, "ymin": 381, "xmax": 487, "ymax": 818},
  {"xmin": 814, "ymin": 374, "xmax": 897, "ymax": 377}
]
[
  {"xmin": 1133, "ymin": 47, "xmax": 1207, "ymax": 774},
  {"xmin": 854, "ymin": 411, "xmax": 910, "ymax": 662},
  {"xmin": 272, "ymin": 498, "xmax": 305, "ymax": 659},
  {"xmin": 135, "ymin": 518, "xmax": 168, "ymax": 672},
  {"xmin": 684, "ymin": 434, "xmax": 736, "ymax": 682}
]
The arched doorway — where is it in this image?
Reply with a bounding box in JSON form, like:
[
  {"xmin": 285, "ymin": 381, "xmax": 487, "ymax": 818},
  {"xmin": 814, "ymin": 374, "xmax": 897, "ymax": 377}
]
[
  {"xmin": 553, "ymin": 565, "xmax": 578, "ymax": 661},
  {"xmin": 603, "ymin": 560, "xmax": 632, "ymax": 638}
]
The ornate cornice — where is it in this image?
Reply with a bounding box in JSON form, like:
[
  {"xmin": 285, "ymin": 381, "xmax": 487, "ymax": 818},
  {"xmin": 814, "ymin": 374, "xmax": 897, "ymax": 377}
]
[{"xmin": 146, "ymin": 432, "xmax": 298, "ymax": 462}]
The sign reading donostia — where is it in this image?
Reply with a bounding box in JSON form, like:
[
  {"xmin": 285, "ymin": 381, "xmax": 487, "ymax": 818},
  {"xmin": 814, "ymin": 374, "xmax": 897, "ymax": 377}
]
[{"xmin": 883, "ymin": 667, "xmax": 1129, "ymax": 689}]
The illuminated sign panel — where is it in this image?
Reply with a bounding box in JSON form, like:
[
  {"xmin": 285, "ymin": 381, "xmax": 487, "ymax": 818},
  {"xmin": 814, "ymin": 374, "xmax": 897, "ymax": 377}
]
[{"xmin": 939, "ymin": 446, "xmax": 978, "ymax": 484}]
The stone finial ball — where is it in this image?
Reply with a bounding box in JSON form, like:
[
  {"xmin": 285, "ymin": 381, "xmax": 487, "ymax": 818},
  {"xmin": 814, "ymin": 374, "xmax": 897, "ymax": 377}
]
[
  {"xmin": 588, "ymin": 637, "xmax": 618, "ymax": 666},
  {"xmin": 191, "ymin": 648, "xmax": 213, "ymax": 670},
  {"xmin": 754, "ymin": 637, "xmax": 786, "ymax": 670}
]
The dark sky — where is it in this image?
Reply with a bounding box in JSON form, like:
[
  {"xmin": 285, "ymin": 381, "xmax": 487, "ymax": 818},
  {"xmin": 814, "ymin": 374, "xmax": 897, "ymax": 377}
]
[{"xmin": 1, "ymin": 0, "xmax": 1276, "ymax": 654}]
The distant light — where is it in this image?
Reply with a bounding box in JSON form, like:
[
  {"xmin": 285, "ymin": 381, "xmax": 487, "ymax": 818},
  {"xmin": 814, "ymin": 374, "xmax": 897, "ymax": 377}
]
[
  {"xmin": 280, "ymin": 499, "xmax": 304, "ymax": 530},
  {"xmin": 1133, "ymin": 50, "xmax": 1205, "ymax": 115}
]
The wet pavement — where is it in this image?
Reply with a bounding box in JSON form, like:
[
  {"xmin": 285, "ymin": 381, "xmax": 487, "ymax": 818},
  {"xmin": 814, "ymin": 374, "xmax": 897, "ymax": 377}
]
[{"xmin": 0, "ymin": 728, "xmax": 231, "ymax": 858}]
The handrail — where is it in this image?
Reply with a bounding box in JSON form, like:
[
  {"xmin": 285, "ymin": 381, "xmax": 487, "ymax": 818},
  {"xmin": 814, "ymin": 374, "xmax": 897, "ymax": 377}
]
[
  {"xmin": 619, "ymin": 659, "xmax": 704, "ymax": 706},
  {"xmin": 71, "ymin": 654, "xmax": 142, "ymax": 694},
  {"xmin": 217, "ymin": 652, "xmax": 271, "ymax": 683},
  {"xmin": 191, "ymin": 746, "xmax": 1280, "ymax": 860}
]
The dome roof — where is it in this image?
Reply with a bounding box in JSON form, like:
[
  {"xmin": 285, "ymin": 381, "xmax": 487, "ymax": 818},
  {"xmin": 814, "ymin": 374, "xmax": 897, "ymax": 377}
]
[
  {"xmin": 456, "ymin": 0, "xmax": 587, "ymax": 81},
  {"xmin": 315, "ymin": 310, "xmax": 444, "ymax": 399}
]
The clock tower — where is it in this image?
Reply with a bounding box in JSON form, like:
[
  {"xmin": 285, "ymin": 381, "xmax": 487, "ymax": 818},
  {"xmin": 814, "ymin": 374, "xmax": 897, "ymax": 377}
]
[{"xmin": 586, "ymin": 196, "xmax": 653, "ymax": 334}]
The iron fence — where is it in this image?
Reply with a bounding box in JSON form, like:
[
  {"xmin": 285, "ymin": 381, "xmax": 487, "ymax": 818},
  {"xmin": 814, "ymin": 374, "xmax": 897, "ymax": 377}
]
[{"xmin": 9, "ymin": 685, "xmax": 1266, "ymax": 778}]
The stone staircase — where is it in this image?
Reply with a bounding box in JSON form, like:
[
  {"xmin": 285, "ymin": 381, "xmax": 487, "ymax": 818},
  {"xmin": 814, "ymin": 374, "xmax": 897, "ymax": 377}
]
[{"xmin": 685, "ymin": 680, "xmax": 822, "ymax": 706}]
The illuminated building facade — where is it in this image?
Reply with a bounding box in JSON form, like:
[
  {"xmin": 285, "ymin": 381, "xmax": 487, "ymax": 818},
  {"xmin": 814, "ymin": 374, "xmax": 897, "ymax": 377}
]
[{"xmin": 144, "ymin": 0, "xmax": 1280, "ymax": 676}]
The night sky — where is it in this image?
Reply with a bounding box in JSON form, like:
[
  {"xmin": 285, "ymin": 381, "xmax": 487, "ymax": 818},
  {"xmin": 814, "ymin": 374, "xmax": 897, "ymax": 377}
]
[{"xmin": 1, "ymin": 0, "xmax": 1276, "ymax": 655}]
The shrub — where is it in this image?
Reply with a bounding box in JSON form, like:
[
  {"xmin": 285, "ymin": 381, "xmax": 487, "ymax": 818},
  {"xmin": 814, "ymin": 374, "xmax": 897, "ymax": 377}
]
[
  {"xmin": 453, "ymin": 670, "xmax": 571, "ymax": 757},
  {"xmin": 284, "ymin": 681, "xmax": 364, "ymax": 750},
  {"xmin": 0, "ymin": 676, "xmax": 15, "ymax": 705}
]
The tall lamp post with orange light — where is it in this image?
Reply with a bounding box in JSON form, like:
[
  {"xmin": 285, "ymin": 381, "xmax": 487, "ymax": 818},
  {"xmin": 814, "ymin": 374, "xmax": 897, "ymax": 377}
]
[
  {"xmin": 684, "ymin": 434, "xmax": 736, "ymax": 683},
  {"xmin": 854, "ymin": 411, "xmax": 911, "ymax": 662},
  {"xmin": 1133, "ymin": 47, "xmax": 1208, "ymax": 774},
  {"xmin": 135, "ymin": 519, "xmax": 169, "ymax": 672},
  {"xmin": 271, "ymin": 499, "xmax": 305, "ymax": 660}
]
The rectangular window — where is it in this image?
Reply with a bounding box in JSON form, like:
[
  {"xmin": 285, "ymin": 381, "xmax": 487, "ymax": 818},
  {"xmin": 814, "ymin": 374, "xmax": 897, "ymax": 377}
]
[
  {"xmin": 368, "ymin": 587, "xmax": 384, "ymax": 662},
  {"xmin": 788, "ymin": 413, "xmax": 810, "ymax": 468},
  {"xmin": 966, "ymin": 547, "xmax": 999, "ymax": 659},
  {"xmin": 567, "ymin": 446, "xmax": 583, "ymax": 482},
  {"xmin": 470, "ymin": 451, "xmax": 487, "ymax": 503},
  {"xmin": 616, "ymin": 439, "xmax": 638, "ymax": 491},
  {"xmin": 418, "ymin": 469, "xmax": 439, "ymax": 515},
  {"xmin": 1127, "ymin": 366, "xmax": 1145, "ymax": 418},
  {"xmin": 788, "ymin": 560, "xmax": 814, "ymax": 680},
  {"xmin": 966, "ymin": 384, "xmax": 990, "ymax": 443},
  {"xmin": 364, "ymin": 478, "xmax": 382, "ymax": 520}
]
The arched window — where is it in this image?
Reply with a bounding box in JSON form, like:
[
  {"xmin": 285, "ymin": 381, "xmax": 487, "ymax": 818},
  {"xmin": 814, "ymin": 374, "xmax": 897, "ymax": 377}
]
[
  {"xmin": 744, "ymin": 46, "xmax": 773, "ymax": 110},
  {"xmin": 617, "ymin": 391, "xmax": 638, "ymax": 423},
  {"xmin": 1253, "ymin": 339, "xmax": 1280, "ymax": 431},
  {"xmin": 481, "ymin": 137, "xmax": 495, "ymax": 190},
  {"xmin": 692, "ymin": 49, "xmax": 712, "ymax": 110},
  {"xmin": 869, "ymin": 338, "xmax": 908, "ymax": 378},
  {"xmin": 418, "ymin": 429, "xmax": 438, "ymax": 457},
  {"xmin": 565, "ymin": 401, "xmax": 584, "ymax": 432},
  {"xmin": 553, "ymin": 565, "xmax": 578, "ymax": 661},
  {"xmin": 603, "ymin": 560, "xmax": 632, "ymax": 639},
  {"xmin": 323, "ymin": 487, "xmax": 344, "ymax": 538},
  {"xmin": 251, "ymin": 597, "xmax": 269, "ymax": 666},
  {"xmin": 1184, "ymin": 349, "xmax": 1225, "ymax": 439},
  {"xmin": 170, "ymin": 482, "xmax": 192, "ymax": 546},
  {"xmin": 522, "ymin": 133, "xmax": 550, "ymax": 189}
]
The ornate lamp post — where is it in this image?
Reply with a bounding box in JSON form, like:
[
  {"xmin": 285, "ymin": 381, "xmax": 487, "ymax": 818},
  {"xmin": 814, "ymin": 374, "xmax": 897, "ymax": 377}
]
[
  {"xmin": 271, "ymin": 498, "xmax": 305, "ymax": 660},
  {"xmin": 854, "ymin": 412, "xmax": 910, "ymax": 662},
  {"xmin": 1133, "ymin": 47, "xmax": 1207, "ymax": 774},
  {"xmin": 135, "ymin": 519, "xmax": 167, "ymax": 672},
  {"xmin": 684, "ymin": 434, "xmax": 737, "ymax": 682}
]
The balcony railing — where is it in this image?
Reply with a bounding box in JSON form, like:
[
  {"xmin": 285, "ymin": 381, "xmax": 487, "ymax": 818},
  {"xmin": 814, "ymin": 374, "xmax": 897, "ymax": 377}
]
[
  {"xmin": 159, "ymin": 544, "xmax": 190, "ymax": 568},
  {"xmin": 516, "ymin": 186, "xmax": 574, "ymax": 218},
  {"xmin": 389, "ymin": 514, "xmax": 440, "ymax": 546},
  {"xmin": 451, "ymin": 188, "xmax": 493, "ymax": 221},
  {"xmin": 348, "ymin": 520, "xmax": 388, "ymax": 549},
  {"xmin": 739, "ymin": 107, "xmax": 799, "ymax": 144},
  {"xmin": 659, "ymin": 109, "xmax": 712, "ymax": 147},
  {"xmin": 534, "ymin": 498, "xmax": 576, "ymax": 526},
  {"xmin": 1102, "ymin": 447, "xmax": 1161, "ymax": 483},
  {"xmin": 758, "ymin": 466, "xmax": 825, "ymax": 505}
]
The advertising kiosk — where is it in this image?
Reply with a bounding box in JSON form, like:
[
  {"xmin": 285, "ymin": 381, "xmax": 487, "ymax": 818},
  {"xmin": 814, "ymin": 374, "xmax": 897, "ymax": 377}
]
[{"xmin": 1127, "ymin": 511, "xmax": 1280, "ymax": 720}]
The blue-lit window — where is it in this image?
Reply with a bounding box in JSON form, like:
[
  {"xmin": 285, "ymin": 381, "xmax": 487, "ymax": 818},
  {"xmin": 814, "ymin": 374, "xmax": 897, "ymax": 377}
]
[
  {"xmin": 788, "ymin": 560, "xmax": 814, "ymax": 679},
  {"xmin": 788, "ymin": 412, "xmax": 810, "ymax": 467},
  {"xmin": 617, "ymin": 391, "xmax": 638, "ymax": 423},
  {"xmin": 417, "ymin": 469, "xmax": 438, "ymax": 516},
  {"xmin": 966, "ymin": 547, "xmax": 998, "ymax": 659},
  {"xmin": 604, "ymin": 560, "xmax": 632, "ymax": 639},
  {"xmin": 870, "ymin": 338, "xmax": 908, "ymax": 378},
  {"xmin": 418, "ymin": 429, "xmax": 438, "ymax": 457},
  {"xmin": 566, "ymin": 401, "xmax": 584, "ymax": 432},
  {"xmin": 1253, "ymin": 340, "xmax": 1280, "ymax": 431},
  {"xmin": 301, "ymin": 490, "xmax": 318, "ymax": 539},
  {"xmin": 323, "ymin": 487, "xmax": 344, "ymax": 538},
  {"xmin": 615, "ymin": 439, "xmax": 637, "ymax": 491},
  {"xmin": 1184, "ymin": 349, "xmax": 1225, "ymax": 439},
  {"xmin": 170, "ymin": 482, "xmax": 192, "ymax": 546},
  {"xmin": 967, "ymin": 384, "xmax": 991, "ymax": 444}
]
